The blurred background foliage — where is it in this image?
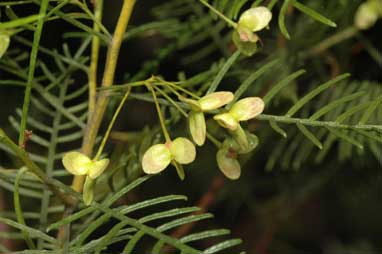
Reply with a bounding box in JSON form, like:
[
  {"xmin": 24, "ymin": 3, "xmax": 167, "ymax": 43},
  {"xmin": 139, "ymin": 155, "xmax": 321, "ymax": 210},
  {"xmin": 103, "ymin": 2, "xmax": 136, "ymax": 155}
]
[{"xmin": 0, "ymin": 0, "xmax": 381, "ymax": 253}]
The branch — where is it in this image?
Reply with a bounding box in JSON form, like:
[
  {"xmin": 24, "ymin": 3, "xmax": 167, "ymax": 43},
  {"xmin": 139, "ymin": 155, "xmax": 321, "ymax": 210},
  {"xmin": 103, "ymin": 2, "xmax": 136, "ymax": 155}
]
[
  {"xmin": 257, "ymin": 114, "xmax": 382, "ymax": 133},
  {"xmin": 72, "ymin": 0, "xmax": 137, "ymax": 191},
  {"xmin": 0, "ymin": 129, "xmax": 75, "ymax": 206}
]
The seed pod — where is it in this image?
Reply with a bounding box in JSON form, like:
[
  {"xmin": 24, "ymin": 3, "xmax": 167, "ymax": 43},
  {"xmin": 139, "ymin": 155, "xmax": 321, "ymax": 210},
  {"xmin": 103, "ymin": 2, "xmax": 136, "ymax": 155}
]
[
  {"xmin": 199, "ymin": 91, "xmax": 234, "ymax": 111},
  {"xmin": 189, "ymin": 111, "xmax": 206, "ymax": 146},
  {"xmin": 62, "ymin": 151, "xmax": 91, "ymax": 175},
  {"xmin": 216, "ymin": 148, "xmax": 241, "ymax": 180},
  {"xmin": 87, "ymin": 158, "xmax": 110, "ymax": 179},
  {"xmin": 170, "ymin": 137, "xmax": 196, "ymax": 164},
  {"xmin": 213, "ymin": 112, "xmax": 239, "ymax": 130},
  {"xmin": 238, "ymin": 132, "xmax": 259, "ymax": 154},
  {"xmin": 142, "ymin": 144, "xmax": 172, "ymax": 174},
  {"xmin": 83, "ymin": 176, "xmax": 95, "ymax": 206},
  {"xmin": 62, "ymin": 151, "xmax": 109, "ymax": 179},
  {"xmin": 230, "ymin": 125, "xmax": 249, "ymax": 152},
  {"xmin": 238, "ymin": 7, "xmax": 272, "ymax": 32},
  {"xmin": 230, "ymin": 97, "xmax": 264, "ymax": 121},
  {"xmin": 354, "ymin": 2, "xmax": 379, "ymax": 29}
]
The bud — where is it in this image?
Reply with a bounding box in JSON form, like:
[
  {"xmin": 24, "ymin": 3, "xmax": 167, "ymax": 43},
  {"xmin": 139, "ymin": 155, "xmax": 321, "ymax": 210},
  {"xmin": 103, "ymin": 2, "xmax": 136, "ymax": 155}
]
[
  {"xmin": 189, "ymin": 111, "xmax": 206, "ymax": 146},
  {"xmin": 354, "ymin": 2, "xmax": 379, "ymax": 29},
  {"xmin": 230, "ymin": 125, "xmax": 249, "ymax": 152},
  {"xmin": 170, "ymin": 137, "xmax": 196, "ymax": 164},
  {"xmin": 238, "ymin": 7, "xmax": 272, "ymax": 32},
  {"xmin": 0, "ymin": 32, "xmax": 10, "ymax": 59},
  {"xmin": 213, "ymin": 112, "xmax": 239, "ymax": 131},
  {"xmin": 142, "ymin": 144, "xmax": 172, "ymax": 174},
  {"xmin": 230, "ymin": 97, "xmax": 264, "ymax": 121},
  {"xmin": 216, "ymin": 148, "xmax": 241, "ymax": 180},
  {"xmin": 62, "ymin": 151, "xmax": 109, "ymax": 179},
  {"xmin": 238, "ymin": 131, "xmax": 259, "ymax": 154},
  {"xmin": 83, "ymin": 176, "xmax": 95, "ymax": 206},
  {"xmin": 198, "ymin": 91, "xmax": 234, "ymax": 111}
]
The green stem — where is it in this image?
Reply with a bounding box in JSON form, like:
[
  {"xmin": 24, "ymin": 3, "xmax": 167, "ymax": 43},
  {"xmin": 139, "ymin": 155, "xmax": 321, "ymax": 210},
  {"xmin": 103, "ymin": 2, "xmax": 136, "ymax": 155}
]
[
  {"xmin": 14, "ymin": 168, "xmax": 36, "ymax": 250},
  {"xmin": 18, "ymin": 0, "xmax": 49, "ymax": 146},
  {"xmin": 72, "ymin": 0, "xmax": 136, "ymax": 191},
  {"xmin": 198, "ymin": 0, "xmax": 238, "ymax": 29},
  {"xmin": 146, "ymin": 83, "xmax": 171, "ymax": 142},
  {"xmin": 155, "ymin": 77, "xmax": 200, "ymax": 99},
  {"xmin": 0, "ymin": 129, "xmax": 75, "ymax": 206},
  {"xmin": 153, "ymin": 86, "xmax": 188, "ymax": 118},
  {"xmin": 257, "ymin": 114, "xmax": 382, "ymax": 132},
  {"xmin": 88, "ymin": 0, "xmax": 104, "ymax": 117},
  {"xmin": 94, "ymin": 87, "xmax": 132, "ymax": 161}
]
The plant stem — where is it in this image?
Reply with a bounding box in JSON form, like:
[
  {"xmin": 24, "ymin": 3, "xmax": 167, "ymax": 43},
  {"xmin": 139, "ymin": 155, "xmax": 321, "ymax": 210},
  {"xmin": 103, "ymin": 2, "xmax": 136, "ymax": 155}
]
[
  {"xmin": 72, "ymin": 0, "xmax": 136, "ymax": 191},
  {"xmin": 199, "ymin": 0, "xmax": 238, "ymax": 29},
  {"xmin": 0, "ymin": 129, "xmax": 75, "ymax": 206},
  {"xmin": 146, "ymin": 83, "xmax": 172, "ymax": 143},
  {"xmin": 14, "ymin": 168, "xmax": 36, "ymax": 250},
  {"xmin": 18, "ymin": 0, "xmax": 49, "ymax": 147},
  {"xmin": 257, "ymin": 114, "xmax": 382, "ymax": 132},
  {"xmin": 94, "ymin": 87, "xmax": 132, "ymax": 161},
  {"xmin": 155, "ymin": 76, "xmax": 201, "ymax": 99},
  {"xmin": 88, "ymin": 0, "xmax": 104, "ymax": 117},
  {"xmin": 153, "ymin": 86, "xmax": 188, "ymax": 118}
]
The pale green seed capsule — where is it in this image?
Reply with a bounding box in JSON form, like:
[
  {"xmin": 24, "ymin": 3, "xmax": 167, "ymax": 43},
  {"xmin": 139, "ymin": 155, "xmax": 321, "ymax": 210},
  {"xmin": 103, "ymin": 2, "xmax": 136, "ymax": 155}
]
[
  {"xmin": 216, "ymin": 148, "xmax": 241, "ymax": 180},
  {"xmin": 62, "ymin": 151, "xmax": 109, "ymax": 179},
  {"xmin": 142, "ymin": 144, "xmax": 172, "ymax": 174},
  {"xmin": 213, "ymin": 112, "xmax": 239, "ymax": 130},
  {"xmin": 199, "ymin": 91, "xmax": 234, "ymax": 111},
  {"xmin": 230, "ymin": 125, "xmax": 249, "ymax": 152},
  {"xmin": 170, "ymin": 137, "xmax": 196, "ymax": 164},
  {"xmin": 62, "ymin": 151, "xmax": 92, "ymax": 176},
  {"xmin": 87, "ymin": 158, "xmax": 110, "ymax": 179},
  {"xmin": 189, "ymin": 111, "xmax": 206, "ymax": 146},
  {"xmin": 238, "ymin": 7, "xmax": 272, "ymax": 32},
  {"xmin": 354, "ymin": 2, "xmax": 379, "ymax": 29},
  {"xmin": 83, "ymin": 176, "xmax": 95, "ymax": 206},
  {"xmin": 230, "ymin": 97, "xmax": 264, "ymax": 121},
  {"xmin": 0, "ymin": 33, "xmax": 10, "ymax": 59},
  {"xmin": 238, "ymin": 131, "xmax": 259, "ymax": 154}
]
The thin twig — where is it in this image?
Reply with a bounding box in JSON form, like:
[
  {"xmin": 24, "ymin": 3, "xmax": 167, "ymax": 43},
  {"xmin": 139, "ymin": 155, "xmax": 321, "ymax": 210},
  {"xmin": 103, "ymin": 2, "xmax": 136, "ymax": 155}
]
[
  {"xmin": 0, "ymin": 129, "xmax": 75, "ymax": 206},
  {"xmin": 88, "ymin": 0, "xmax": 104, "ymax": 117},
  {"xmin": 18, "ymin": 0, "xmax": 49, "ymax": 146},
  {"xmin": 71, "ymin": 0, "xmax": 136, "ymax": 191}
]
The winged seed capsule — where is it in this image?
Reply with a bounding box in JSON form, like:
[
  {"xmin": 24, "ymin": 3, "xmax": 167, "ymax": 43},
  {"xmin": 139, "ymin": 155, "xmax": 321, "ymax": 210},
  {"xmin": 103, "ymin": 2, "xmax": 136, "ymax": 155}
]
[
  {"xmin": 62, "ymin": 151, "xmax": 110, "ymax": 205},
  {"xmin": 213, "ymin": 97, "xmax": 265, "ymax": 131},
  {"xmin": 142, "ymin": 137, "xmax": 196, "ymax": 175},
  {"xmin": 216, "ymin": 147, "xmax": 241, "ymax": 180},
  {"xmin": 354, "ymin": 1, "xmax": 381, "ymax": 30},
  {"xmin": 62, "ymin": 151, "xmax": 109, "ymax": 180},
  {"xmin": 180, "ymin": 92, "xmax": 234, "ymax": 146},
  {"xmin": 238, "ymin": 7, "xmax": 272, "ymax": 32}
]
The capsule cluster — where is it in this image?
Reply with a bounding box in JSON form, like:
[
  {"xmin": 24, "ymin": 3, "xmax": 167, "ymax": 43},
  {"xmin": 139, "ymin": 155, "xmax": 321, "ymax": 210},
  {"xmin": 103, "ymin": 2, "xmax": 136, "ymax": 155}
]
[{"xmin": 142, "ymin": 91, "xmax": 265, "ymax": 180}]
